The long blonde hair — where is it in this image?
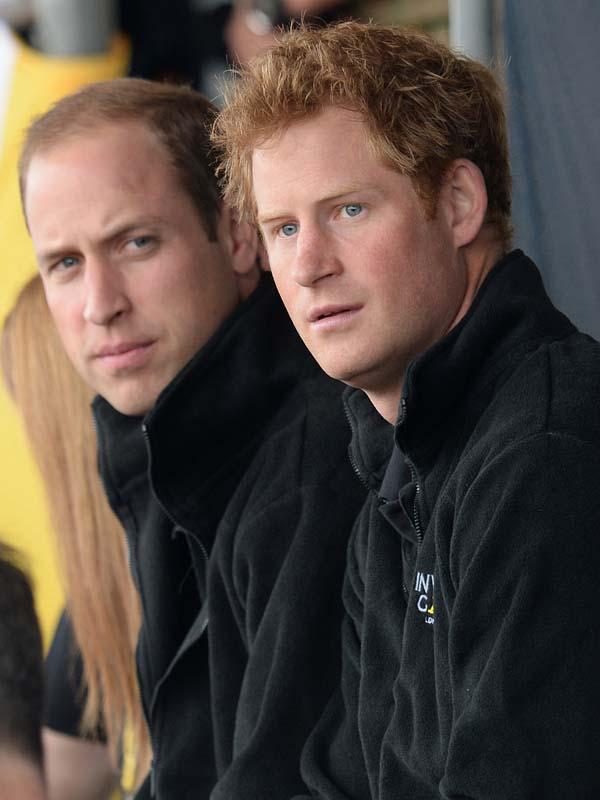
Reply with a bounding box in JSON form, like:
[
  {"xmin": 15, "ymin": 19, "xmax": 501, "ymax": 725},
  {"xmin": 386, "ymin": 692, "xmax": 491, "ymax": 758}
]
[{"xmin": 1, "ymin": 275, "xmax": 150, "ymax": 784}]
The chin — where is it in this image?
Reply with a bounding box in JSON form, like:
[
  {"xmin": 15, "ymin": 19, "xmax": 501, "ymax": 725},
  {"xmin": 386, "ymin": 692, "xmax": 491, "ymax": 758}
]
[
  {"xmin": 102, "ymin": 391, "xmax": 154, "ymax": 418},
  {"xmin": 320, "ymin": 354, "xmax": 395, "ymax": 397},
  {"xmin": 314, "ymin": 359, "xmax": 362, "ymax": 388}
]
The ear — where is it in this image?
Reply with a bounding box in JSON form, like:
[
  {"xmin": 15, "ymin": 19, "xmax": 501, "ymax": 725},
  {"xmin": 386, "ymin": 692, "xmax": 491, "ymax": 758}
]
[
  {"xmin": 439, "ymin": 159, "xmax": 488, "ymax": 249},
  {"xmin": 257, "ymin": 240, "xmax": 271, "ymax": 272},
  {"xmin": 219, "ymin": 205, "xmax": 261, "ymax": 299}
]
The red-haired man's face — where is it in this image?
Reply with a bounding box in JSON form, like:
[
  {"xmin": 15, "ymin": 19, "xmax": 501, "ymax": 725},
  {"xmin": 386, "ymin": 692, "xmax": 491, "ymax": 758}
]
[{"xmin": 252, "ymin": 107, "xmax": 469, "ymax": 421}]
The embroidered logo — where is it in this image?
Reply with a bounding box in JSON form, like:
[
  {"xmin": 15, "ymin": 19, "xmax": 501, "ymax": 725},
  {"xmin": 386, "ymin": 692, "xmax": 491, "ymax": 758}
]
[{"xmin": 415, "ymin": 571, "xmax": 435, "ymax": 625}]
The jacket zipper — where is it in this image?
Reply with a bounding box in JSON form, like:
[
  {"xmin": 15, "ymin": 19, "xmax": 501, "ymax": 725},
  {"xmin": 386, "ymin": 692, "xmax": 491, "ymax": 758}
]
[
  {"xmin": 406, "ymin": 458, "xmax": 423, "ymax": 543},
  {"xmin": 150, "ymin": 758, "xmax": 157, "ymax": 797},
  {"xmin": 140, "ymin": 422, "xmax": 160, "ymax": 797},
  {"xmin": 344, "ymin": 402, "xmax": 408, "ymax": 607},
  {"xmin": 134, "ymin": 644, "xmax": 158, "ymax": 797},
  {"xmin": 343, "ymin": 403, "xmax": 374, "ymax": 492},
  {"xmin": 93, "ymin": 412, "xmax": 160, "ymax": 794},
  {"xmin": 141, "ymin": 422, "xmax": 209, "ymax": 797},
  {"xmin": 399, "ymin": 399, "xmax": 423, "ymax": 544}
]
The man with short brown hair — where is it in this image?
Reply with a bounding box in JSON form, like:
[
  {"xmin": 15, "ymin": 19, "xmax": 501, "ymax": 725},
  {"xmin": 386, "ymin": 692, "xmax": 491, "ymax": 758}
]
[
  {"xmin": 215, "ymin": 22, "xmax": 600, "ymax": 798},
  {"xmin": 20, "ymin": 78, "xmax": 365, "ymax": 799}
]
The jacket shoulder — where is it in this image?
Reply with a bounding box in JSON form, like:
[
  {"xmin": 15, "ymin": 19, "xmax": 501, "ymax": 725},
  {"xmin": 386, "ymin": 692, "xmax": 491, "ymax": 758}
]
[
  {"xmin": 467, "ymin": 331, "xmax": 600, "ymax": 459},
  {"xmin": 224, "ymin": 370, "xmax": 361, "ymax": 525}
]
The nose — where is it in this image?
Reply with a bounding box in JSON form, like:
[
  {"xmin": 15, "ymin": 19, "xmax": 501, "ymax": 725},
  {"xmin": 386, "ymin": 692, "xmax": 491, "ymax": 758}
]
[
  {"xmin": 291, "ymin": 225, "xmax": 342, "ymax": 287},
  {"xmin": 82, "ymin": 257, "xmax": 130, "ymax": 326}
]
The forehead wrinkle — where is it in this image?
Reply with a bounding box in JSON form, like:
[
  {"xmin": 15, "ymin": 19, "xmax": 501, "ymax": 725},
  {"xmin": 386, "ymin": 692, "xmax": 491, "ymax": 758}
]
[
  {"xmin": 256, "ymin": 180, "xmax": 385, "ymax": 224},
  {"xmin": 253, "ymin": 113, "xmax": 389, "ymax": 219},
  {"xmin": 33, "ymin": 195, "xmax": 166, "ymax": 262}
]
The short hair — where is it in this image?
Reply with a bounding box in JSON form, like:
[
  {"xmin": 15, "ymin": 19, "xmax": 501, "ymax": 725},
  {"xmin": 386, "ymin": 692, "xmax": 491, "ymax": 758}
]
[
  {"xmin": 0, "ymin": 543, "xmax": 44, "ymax": 767},
  {"xmin": 213, "ymin": 21, "xmax": 512, "ymax": 245},
  {"xmin": 19, "ymin": 78, "xmax": 222, "ymax": 240}
]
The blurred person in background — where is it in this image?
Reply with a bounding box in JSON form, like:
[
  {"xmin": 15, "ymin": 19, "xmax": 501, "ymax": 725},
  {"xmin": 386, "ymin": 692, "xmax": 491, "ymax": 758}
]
[
  {"xmin": 2, "ymin": 275, "xmax": 150, "ymax": 799},
  {"xmin": 120, "ymin": 0, "xmax": 363, "ymax": 102},
  {"xmin": 224, "ymin": 0, "xmax": 360, "ymax": 69},
  {"xmin": 0, "ymin": 542, "xmax": 46, "ymax": 800}
]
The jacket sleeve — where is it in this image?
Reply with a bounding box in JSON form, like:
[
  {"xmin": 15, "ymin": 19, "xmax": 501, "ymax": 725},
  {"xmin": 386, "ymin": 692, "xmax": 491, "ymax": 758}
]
[
  {"xmin": 440, "ymin": 432, "xmax": 600, "ymax": 799},
  {"xmin": 208, "ymin": 480, "xmax": 364, "ymax": 800},
  {"xmin": 295, "ymin": 503, "xmax": 372, "ymax": 800}
]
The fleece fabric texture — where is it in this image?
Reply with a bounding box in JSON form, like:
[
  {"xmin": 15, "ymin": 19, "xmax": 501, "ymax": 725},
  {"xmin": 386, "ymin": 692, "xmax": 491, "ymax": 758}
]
[
  {"xmin": 297, "ymin": 250, "xmax": 600, "ymax": 800},
  {"xmin": 93, "ymin": 274, "xmax": 365, "ymax": 800}
]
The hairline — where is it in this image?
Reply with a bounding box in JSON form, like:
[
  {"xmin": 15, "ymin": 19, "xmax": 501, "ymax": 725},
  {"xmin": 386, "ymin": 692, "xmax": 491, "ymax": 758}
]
[
  {"xmin": 20, "ymin": 106, "xmax": 221, "ymax": 240},
  {"xmin": 22, "ymin": 116, "xmax": 183, "ymax": 213},
  {"xmin": 245, "ymin": 101, "xmax": 448, "ymax": 225}
]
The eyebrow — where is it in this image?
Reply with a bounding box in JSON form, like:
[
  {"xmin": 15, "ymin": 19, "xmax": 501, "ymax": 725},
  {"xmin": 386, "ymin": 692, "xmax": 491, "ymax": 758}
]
[
  {"xmin": 257, "ymin": 185, "xmax": 384, "ymax": 225},
  {"xmin": 38, "ymin": 217, "xmax": 164, "ymax": 266},
  {"xmin": 100, "ymin": 218, "xmax": 163, "ymax": 246}
]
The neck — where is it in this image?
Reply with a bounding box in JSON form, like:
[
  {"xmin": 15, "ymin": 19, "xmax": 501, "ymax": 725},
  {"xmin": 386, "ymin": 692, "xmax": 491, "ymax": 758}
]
[
  {"xmin": 365, "ymin": 232, "xmax": 506, "ymax": 425},
  {"xmin": 0, "ymin": 753, "xmax": 46, "ymax": 800},
  {"xmin": 365, "ymin": 385, "xmax": 404, "ymax": 425},
  {"xmin": 450, "ymin": 227, "xmax": 505, "ymax": 331}
]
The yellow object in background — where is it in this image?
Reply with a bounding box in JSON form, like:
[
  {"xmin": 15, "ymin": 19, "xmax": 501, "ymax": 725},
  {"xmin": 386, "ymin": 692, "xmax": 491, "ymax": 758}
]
[{"xmin": 0, "ymin": 21, "xmax": 130, "ymax": 646}]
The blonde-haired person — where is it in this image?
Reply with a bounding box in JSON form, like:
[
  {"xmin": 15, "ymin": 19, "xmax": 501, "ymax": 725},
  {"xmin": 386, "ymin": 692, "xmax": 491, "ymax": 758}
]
[
  {"xmin": 214, "ymin": 20, "xmax": 600, "ymax": 798},
  {"xmin": 2, "ymin": 275, "xmax": 150, "ymax": 799}
]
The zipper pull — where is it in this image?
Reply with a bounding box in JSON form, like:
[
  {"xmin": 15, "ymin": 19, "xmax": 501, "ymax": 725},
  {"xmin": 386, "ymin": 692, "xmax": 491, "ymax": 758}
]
[
  {"xmin": 397, "ymin": 395, "xmax": 409, "ymax": 426},
  {"xmin": 150, "ymin": 759, "xmax": 156, "ymax": 797}
]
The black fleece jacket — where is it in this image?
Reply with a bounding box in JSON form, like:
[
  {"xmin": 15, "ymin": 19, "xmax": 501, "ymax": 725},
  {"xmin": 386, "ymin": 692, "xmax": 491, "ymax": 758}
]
[
  {"xmin": 93, "ymin": 275, "xmax": 365, "ymax": 799},
  {"xmin": 298, "ymin": 251, "xmax": 600, "ymax": 799}
]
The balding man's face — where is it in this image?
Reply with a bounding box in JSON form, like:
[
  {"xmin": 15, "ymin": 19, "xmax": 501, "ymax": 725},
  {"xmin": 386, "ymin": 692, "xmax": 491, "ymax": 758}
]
[{"xmin": 25, "ymin": 122, "xmax": 242, "ymax": 416}]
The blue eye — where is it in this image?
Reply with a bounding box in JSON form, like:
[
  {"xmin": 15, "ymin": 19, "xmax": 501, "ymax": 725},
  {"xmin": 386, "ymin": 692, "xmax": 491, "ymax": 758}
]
[
  {"xmin": 279, "ymin": 223, "xmax": 298, "ymax": 238},
  {"xmin": 124, "ymin": 235, "xmax": 157, "ymax": 256},
  {"xmin": 59, "ymin": 256, "xmax": 78, "ymax": 269},
  {"xmin": 342, "ymin": 204, "xmax": 363, "ymax": 218}
]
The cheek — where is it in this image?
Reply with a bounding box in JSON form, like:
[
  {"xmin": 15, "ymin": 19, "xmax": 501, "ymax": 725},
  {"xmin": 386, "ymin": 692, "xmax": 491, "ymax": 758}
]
[
  {"xmin": 262, "ymin": 243, "xmax": 287, "ymax": 281},
  {"xmin": 354, "ymin": 217, "xmax": 421, "ymax": 270},
  {"xmin": 46, "ymin": 294, "xmax": 81, "ymax": 353}
]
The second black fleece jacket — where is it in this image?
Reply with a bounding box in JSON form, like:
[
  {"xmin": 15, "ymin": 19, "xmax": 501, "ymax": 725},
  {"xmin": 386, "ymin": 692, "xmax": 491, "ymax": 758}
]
[
  {"xmin": 93, "ymin": 275, "xmax": 365, "ymax": 799},
  {"xmin": 298, "ymin": 250, "xmax": 600, "ymax": 799}
]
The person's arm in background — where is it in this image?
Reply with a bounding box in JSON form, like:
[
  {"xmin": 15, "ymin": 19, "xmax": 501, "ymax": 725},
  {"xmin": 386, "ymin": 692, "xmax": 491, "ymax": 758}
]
[
  {"xmin": 43, "ymin": 730, "xmax": 119, "ymax": 800},
  {"xmin": 43, "ymin": 611, "xmax": 119, "ymax": 800}
]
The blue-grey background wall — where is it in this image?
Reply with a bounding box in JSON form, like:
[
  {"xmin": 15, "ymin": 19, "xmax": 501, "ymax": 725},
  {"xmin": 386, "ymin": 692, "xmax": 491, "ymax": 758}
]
[{"xmin": 505, "ymin": 0, "xmax": 600, "ymax": 338}]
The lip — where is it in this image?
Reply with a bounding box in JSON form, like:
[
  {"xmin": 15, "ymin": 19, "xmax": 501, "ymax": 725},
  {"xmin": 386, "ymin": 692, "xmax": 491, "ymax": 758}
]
[
  {"xmin": 93, "ymin": 340, "xmax": 156, "ymax": 370},
  {"xmin": 307, "ymin": 303, "xmax": 362, "ymax": 330}
]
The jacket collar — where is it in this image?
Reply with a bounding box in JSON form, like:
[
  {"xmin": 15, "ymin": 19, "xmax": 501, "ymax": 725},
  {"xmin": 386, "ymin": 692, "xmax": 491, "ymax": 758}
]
[
  {"xmin": 94, "ymin": 274, "xmax": 319, "ymax": 537},
  {"xmin": 345, "ymin": 387, "xmax": 395, "ymax": 492},
  {"xmin": 346, "ymin": 250, "xmax": 575, "ymax": 486}
]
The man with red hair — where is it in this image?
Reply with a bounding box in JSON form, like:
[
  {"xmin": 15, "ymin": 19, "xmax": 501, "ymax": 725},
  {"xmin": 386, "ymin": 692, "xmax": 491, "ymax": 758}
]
[{"xmin": 215, "ymin": 21, "xmax": 600, "ymax": 798}]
